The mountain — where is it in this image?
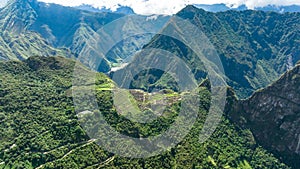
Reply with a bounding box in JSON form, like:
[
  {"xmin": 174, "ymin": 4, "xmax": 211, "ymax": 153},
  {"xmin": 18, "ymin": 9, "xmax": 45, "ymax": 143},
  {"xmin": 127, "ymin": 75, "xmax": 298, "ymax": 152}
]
[
  {"xmin": 125, "ymin": 5, "xmax": 300, "ymax": 98},
  {"xmin": 257, "ymin": 5, "xmax": 300, "ymax": 13},
  {"xmin": 228, "ymin": 63, "xmax": 300, "ymax": 168},
  {"xmin": 0, "ymin": 56, "xmax": 289, "ymax": 168},
  {"xmin": 0, "ymin": 0, "xmax": 169, "ymax": 72},
  {"xmin": 194, "ymin": 3, "xmax": 246, "ymax": 12},
  {"xmin": 195, "ymin": 3, "xmax": 300, "ymax": 13},
  {"xmin": 75, "ymin": 4, "xmax": 103, "ymax": 13},
  {"xmin": 114, "ymin": 6, "xmax": 135, "ymax": 15},
  {"xmin": 76, "ymin": 4, "xmax": 135, "ymax": 15},
  {"xmin": 0, "ymin": 0, "xmax": 124, "ymax": 71},
  {"xmin": 0, "ymin": 0, "xmax": 72, "ymax": 60},
  {"xmin": 0, "ymin": 3, "xmax": 299, "ymax": 168}
]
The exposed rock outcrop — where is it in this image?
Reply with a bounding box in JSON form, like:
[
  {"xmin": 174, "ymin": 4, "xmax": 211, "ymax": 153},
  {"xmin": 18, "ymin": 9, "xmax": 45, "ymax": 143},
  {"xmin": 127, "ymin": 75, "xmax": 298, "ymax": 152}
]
[{"xmin": 229, "ymin": 64, "xmax": 300, "ymax": 168}]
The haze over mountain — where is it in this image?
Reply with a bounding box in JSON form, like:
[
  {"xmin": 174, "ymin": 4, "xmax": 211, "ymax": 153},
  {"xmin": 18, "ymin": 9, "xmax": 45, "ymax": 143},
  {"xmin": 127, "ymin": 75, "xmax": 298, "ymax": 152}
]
[
  {"xmin": 35, "ymin": 0, "xmax": 300, "ymax": 15},
  {"xmin": 195, "ymin": 3, "xmax": 300, "ymax": 13},
  {"xmin": 75, "ymin": 3, "xmax": 300, "ymax": 15},
  {"xmin": 75, "ymin": 4, "xmax": 135, "ymax": 15}
]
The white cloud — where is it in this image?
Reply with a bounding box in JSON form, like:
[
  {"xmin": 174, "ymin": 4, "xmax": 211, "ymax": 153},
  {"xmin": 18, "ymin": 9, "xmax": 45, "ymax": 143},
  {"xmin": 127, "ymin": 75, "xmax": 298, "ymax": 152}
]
[
  {"xmin": 0, "ymin": 0, "xmax": 8, "ymax": 7},
  {"xmin": 2, "ymin": 0, "xmax": 300, "ymax": 14}
]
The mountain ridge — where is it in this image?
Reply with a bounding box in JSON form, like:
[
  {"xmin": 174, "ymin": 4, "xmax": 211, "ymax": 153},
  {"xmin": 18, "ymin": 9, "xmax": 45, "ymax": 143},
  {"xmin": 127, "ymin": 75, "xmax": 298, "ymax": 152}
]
[
  {"xmin": 194, "ymin": 3, "xmax": 300, "ymax": 13},
  {"xmin": 0, "ymin": 0, "xmax": 170, "ymax": 72},
  {"xmin": 131, "ymin": 5, "xmax": 300, "ymax": 98}
]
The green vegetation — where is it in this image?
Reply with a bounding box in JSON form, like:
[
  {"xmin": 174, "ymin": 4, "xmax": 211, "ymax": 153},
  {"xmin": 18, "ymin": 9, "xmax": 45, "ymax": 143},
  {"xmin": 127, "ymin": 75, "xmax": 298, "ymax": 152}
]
[
  {"xmin": 0, "ymin": 31, "xmax": 71, "ymax": 61},
  {"xmin": 0, "ymin": 0, "xmax": 72, "ymax": 60},
  {"xmin": 0, "ymin": 2, "xmax": 299, "ymax": 168},
  {"xmin": 0, "ymin": 56, "xmax": 290, "ymax": 168},
  {"xmin": 1, "ymin": 1, "xmax": 299, "ymax": 98},
  {"xmin": 138, "ymin": 5, "xmax": 300, "ymax": 98},
  {"xmin": 0, "ymin": 0, "xmax": 170, "ymax": 72}
]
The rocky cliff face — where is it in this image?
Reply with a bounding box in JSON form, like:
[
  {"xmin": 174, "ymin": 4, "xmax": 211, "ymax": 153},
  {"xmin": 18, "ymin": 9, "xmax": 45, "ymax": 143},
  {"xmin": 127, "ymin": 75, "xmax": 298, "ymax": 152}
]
[{"xmin": 229, "ymin": 64, "xmax": 300, "ymax": 168}]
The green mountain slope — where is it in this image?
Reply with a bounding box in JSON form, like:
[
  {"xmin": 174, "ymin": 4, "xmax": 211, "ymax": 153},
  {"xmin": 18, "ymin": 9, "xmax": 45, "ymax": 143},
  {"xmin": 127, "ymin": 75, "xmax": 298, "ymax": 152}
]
[
  {"xmin": 138, "ymin": 5, "xmax": 300, "ymax": 98},
  {"xmin": 0, "ymin": 0, "xmax": 71, "ymax": 60},
  {"xmin": 0, "ymin": 56, "xmax": 289, "ymax": 168},
  {"xmin": 0, "ymin": 31, "xmax": 70, "ymax": 60},
  {"xmin": 228, "ymin": 63, "xmax": 300, "ymax": 168},
  {"xmin": 0, "ymin": 0, "xmax": 170, "ymax": 72}
]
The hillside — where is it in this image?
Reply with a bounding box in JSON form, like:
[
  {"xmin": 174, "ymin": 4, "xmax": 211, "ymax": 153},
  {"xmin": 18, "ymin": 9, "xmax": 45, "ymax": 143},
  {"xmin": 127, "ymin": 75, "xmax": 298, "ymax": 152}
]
[
  {"xmin": 2, "ymin": 2, "xmax": 299, "ymax": 98},
  {"xmin": 0, "ymin": 0, "xmax": 72, "ymax": 60},
  {"xmin": 0, "ymin": 0, "xmax": 170, "ymax": 71},
  {"xmin": 0, "ymin": 56, "xmax": 289, "ymax": 168},
  {"xmin": 228, "ymin": 64, "xmax": 300, "ymax": 168},
  {"xmin": 133, "ymin": 5, "xmax": 300, "ymax": 98}
]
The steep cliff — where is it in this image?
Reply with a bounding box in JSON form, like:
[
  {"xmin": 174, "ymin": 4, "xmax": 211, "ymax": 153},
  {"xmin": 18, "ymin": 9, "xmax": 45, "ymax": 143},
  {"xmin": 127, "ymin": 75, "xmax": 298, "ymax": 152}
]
[{"xmin": 229, "ymin": 64, "xmax": 300, "ymax": 168}]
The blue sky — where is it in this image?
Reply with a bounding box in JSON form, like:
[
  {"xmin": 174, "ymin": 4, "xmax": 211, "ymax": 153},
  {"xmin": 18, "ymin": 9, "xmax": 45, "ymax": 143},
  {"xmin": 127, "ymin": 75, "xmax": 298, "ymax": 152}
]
[{"xmin": 2, "ymin": 0, "xmax": 300, "ymax": 15}]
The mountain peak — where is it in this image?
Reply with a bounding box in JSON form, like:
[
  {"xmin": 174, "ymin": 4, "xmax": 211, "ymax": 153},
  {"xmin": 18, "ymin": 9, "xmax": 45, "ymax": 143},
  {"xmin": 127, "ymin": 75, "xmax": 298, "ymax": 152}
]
[
  {"xmin": 176, "ymin": 5, "xmax": 208, "ymax": 20},
  {"xmin": 178, "ymin": 5, "xmax": 208, "ymax": 15},
  {"xmin": 180, "ymin": 5, "xmax": 202, "ymax": 12}
]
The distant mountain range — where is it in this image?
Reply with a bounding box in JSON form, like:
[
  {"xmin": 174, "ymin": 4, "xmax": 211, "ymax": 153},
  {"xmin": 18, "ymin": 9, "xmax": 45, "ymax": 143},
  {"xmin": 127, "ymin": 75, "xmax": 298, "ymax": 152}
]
[
  {"xmin": 75, "ymin": 4, "xmax": 135, "ymax": 15},
  {"xmin": 194, "ymin": 3, "xmax": 300, "ymax": 13}
]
